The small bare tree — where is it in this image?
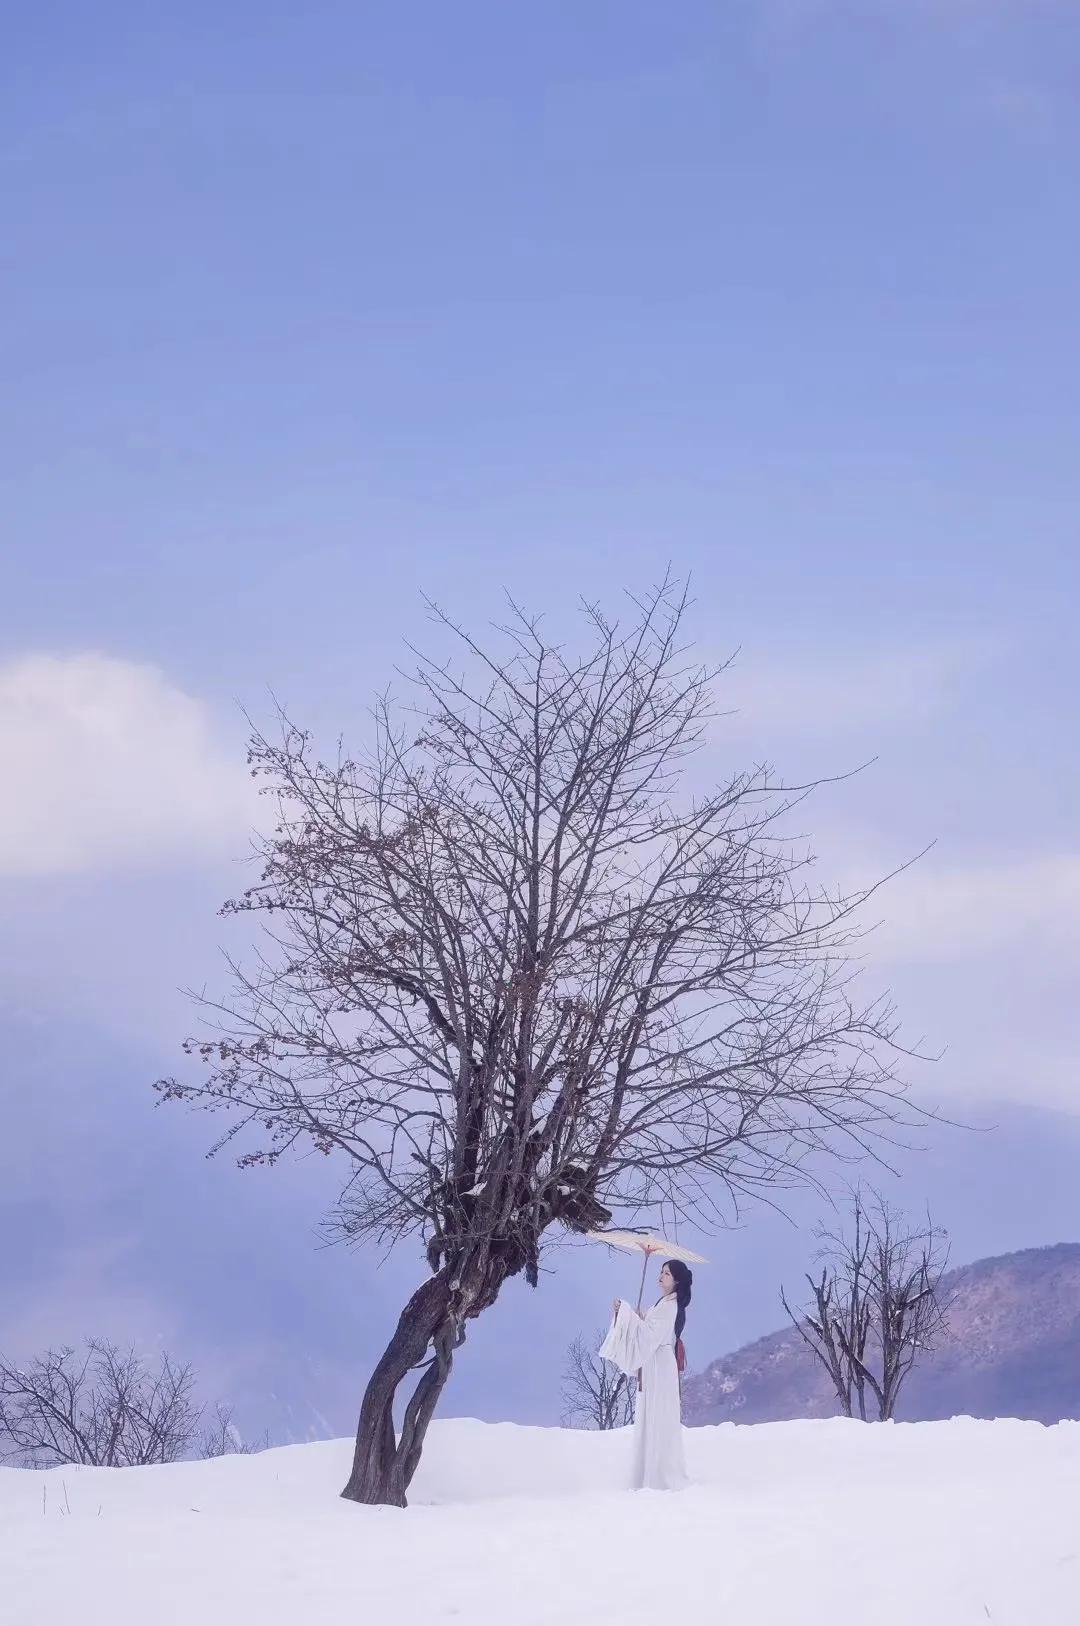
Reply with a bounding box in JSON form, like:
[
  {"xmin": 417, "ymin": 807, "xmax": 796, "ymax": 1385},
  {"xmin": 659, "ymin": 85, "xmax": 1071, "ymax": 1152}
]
[
  {"xmin": 199, "ymin": 1403, "xmax": 270, "ymax": 1460},
  {"xmin": 782, "ymin": 1190, "xmax": 950, "ymax": 1420},
  {"xmin": 0, "ymin": 1340, "xmax": 202, "ymax": 1468},
  {"xmin": 158, "ymin": 578, "xmax": 919, "ymax": 1505},
  {"xmin": 561, "ymin": 1332, "xmax": 635, "ymax": 1430}
]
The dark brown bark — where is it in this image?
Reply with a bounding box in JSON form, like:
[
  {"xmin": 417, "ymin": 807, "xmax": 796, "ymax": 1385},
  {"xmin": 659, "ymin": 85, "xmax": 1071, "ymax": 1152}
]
[
  {"xmin": 341, "ymin": 1273, "xmax": 454, "ymax": 1507},
  {"xmin": 341, "ymin": 1249, "xmax": 515, "ymax": 1506}
]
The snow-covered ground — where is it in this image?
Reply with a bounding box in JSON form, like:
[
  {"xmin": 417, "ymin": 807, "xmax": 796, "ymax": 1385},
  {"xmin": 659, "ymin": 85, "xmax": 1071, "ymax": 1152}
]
[{"xmin": 4, "ymin": 1417, "xmax": 1077, "ymax": 1625}]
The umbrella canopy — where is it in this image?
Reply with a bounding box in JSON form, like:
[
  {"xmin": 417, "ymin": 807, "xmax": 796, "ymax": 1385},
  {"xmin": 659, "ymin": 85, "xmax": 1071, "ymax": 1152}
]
[
  {"xmin": 585, "ymin": 1229, "xmax": 708, "ymax": 1264},
  {"xmin": 586, "ymin": 1229, "xmax": 708, "ymax": 1313}
]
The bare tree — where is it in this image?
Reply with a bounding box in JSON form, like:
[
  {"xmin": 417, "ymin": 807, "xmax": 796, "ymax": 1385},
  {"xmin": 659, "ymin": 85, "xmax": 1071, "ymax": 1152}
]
[
  {"xmin": 561, "ymin": 1331, "xmax": 636, "ymax": 1430},
  {"xmin": 157, "ymin": 578, "xmax": 917, "ymax": 1505},
  {"xmin": 199, "ymin": 1403, "xmax": 270, "ymax": 1459},
  {"xmin": 782, "ymin": 1189, "xmax": 950, "ymax": 1420},
  {"xmin": 0, "ymin": 1340, "xmax": 202, "ymax": 1468}
]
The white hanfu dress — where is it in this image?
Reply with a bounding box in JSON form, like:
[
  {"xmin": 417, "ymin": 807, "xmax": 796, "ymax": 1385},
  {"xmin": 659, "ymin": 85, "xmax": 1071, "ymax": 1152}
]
[{"xmin": 600, "ymin": 1296, "xmax": 688, "ymax": 1491}]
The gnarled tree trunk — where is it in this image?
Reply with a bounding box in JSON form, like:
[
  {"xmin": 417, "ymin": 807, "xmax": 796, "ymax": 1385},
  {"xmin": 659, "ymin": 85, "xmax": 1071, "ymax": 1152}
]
[
  {"xmin": 341, "ymin": 1249, "xmax": 516, "ymax": 1507},
  {"xmin": 341, "ymin": 1273, "xmax": 454, "ymax": 1506}
]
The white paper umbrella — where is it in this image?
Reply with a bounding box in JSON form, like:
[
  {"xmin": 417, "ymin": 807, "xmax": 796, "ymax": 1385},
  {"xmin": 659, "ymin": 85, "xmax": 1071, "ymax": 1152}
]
[{"xmin": 586, "ymin": 1229, "xmax": 707, "ymax": 1310}]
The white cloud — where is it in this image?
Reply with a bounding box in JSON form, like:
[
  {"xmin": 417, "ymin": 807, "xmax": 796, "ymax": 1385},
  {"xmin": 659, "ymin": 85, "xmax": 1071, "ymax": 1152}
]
[
  {"xmin": 867, "ymin": 854, "xmax": 1080, "ymax": 965},
  {"xmin": 806, "ymin": 841, "xmax": 1080, "ymax": 1114},
  {"xmin": 720, "ymin": 639, "xmax": 987, "ymax": 740},
  {"xmin": 0, "ymin": 652, "xmax": 256, "ymax": 877}
]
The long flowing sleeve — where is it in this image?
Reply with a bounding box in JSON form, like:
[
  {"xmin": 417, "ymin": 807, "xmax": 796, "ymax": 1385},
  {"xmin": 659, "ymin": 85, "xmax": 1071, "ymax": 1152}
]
[{"xmin": 599, "ymin": 1298, "xmax": 677, "ymax": 1376}]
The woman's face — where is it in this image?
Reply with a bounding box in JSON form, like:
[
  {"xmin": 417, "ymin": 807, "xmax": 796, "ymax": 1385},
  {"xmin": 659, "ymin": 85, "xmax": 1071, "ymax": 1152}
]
[{"xmin": 659, "ymin": 1264, "xmax": 675, "ymax": 1296}]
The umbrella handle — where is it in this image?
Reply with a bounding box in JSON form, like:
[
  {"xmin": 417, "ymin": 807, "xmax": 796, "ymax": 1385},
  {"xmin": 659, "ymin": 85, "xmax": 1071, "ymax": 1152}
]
[
  {"xmin": 635, "ymin": 1247, "xmax": 652, "ymax": 1313},
  {"xmin": 634, "ymin": 1247, "xmax": 653, "ymax": 1395}
]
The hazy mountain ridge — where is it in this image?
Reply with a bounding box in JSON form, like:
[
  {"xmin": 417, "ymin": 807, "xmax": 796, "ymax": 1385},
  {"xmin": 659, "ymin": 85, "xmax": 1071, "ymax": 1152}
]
[{"xmin": 684, "ymin": 1242, "xmax": 1080, "ymax": 1426}]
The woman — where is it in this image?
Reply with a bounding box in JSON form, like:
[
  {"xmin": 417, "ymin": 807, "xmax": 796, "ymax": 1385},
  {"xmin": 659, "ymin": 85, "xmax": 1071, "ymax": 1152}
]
[{"xmin": 600, "ymin": 1258, "xmax": 691, "ymax": 1491}]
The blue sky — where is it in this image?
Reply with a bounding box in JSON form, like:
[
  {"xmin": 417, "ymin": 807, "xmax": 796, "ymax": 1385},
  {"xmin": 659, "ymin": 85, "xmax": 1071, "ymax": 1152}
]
[{"xmin": 3, "ymin": 2, "xmax": 1079, "ymax": 1438}]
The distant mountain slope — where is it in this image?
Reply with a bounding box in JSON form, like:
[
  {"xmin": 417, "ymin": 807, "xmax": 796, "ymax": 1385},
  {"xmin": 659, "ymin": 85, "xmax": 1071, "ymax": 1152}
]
[{"xmin": 684, "ymin": 1242, "xmax": 1080, "ymax": 1425}]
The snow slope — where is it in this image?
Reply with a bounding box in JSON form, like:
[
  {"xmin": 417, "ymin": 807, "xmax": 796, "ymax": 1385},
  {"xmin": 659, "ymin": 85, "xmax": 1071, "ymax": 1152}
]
[{"xmin": 3, "ymin": 1417, "xmax": 1078, "ymax": 1626}]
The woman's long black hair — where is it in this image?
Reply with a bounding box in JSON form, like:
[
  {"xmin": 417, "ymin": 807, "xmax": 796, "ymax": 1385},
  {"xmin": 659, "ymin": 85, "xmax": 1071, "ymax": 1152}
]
[{"xmin": 666, "ymin": 1258, "xmax": 693, "ymax": 1347}]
